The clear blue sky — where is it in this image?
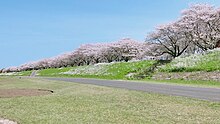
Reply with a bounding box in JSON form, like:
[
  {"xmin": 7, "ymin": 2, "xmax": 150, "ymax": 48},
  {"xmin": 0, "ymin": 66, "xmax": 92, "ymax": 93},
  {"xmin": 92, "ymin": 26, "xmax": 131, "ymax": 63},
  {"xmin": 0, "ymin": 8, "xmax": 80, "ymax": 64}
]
[{"xmin": 1, "ymin": 0, "xmax": 220, "ymax": 68}]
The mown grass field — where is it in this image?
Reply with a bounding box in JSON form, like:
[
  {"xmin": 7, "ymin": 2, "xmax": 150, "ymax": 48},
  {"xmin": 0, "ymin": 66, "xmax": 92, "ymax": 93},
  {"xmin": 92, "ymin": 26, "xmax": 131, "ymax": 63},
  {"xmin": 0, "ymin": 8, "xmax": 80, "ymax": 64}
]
[{"xmin": 0, "ymin": 77, "xmax": 220, "ymax": 124}]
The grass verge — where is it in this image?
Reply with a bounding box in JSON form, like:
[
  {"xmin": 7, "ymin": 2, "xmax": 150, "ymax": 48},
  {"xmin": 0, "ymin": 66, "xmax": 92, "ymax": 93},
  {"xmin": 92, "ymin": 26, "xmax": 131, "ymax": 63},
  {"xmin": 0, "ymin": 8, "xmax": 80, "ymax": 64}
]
[{"xmin": 142, "ymin": 79, "xmax": 220, "ymax": 88}]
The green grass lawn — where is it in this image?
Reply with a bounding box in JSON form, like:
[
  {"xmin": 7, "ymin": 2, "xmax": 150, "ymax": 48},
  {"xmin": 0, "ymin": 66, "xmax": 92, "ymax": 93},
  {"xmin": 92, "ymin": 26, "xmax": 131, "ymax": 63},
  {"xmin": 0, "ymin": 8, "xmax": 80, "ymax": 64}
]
[{"xmin": 0, "ymin": 77, "xmax": 220, "ymax": 124}]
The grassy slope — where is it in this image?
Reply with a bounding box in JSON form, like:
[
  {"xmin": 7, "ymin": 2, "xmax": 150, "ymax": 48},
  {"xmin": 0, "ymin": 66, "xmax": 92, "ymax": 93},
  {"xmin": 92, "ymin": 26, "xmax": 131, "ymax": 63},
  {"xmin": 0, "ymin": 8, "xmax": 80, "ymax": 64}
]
[
  {"xmin": 18, "ymin": 70, "xmax": 33, "ymax": 76},
  {"xmin": 0, "ymin": 77, "xmax": 219, "ymax": 124},
  {"xmin": 150, "ymin": 49, "xmax": 220, "ymax": 87},
  {"xmin": 36, "ymin": 59, "xmax": 220, "ymax": 87},
  {"xmin": 160, "ymin": 49, "xmax": 220, "ymax": 72},
  {"xmin": 2, "ymin": 58, "xmax": 216, "ymax": 87},
  {"xmin": 38, "ymin": 60, "xmax": 156, "ymax": 80},
  {"xmin": 1, "ymin": 50, "xmax": 219, "ymax": 87}
]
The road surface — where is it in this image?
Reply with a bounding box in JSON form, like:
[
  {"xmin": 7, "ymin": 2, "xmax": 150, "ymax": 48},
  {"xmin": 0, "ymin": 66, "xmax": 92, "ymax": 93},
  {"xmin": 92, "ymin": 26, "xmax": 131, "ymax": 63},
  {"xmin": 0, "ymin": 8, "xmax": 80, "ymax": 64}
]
[{"xmin": 45, "ymin": 77, "xmax": 220, "ymax": 102}]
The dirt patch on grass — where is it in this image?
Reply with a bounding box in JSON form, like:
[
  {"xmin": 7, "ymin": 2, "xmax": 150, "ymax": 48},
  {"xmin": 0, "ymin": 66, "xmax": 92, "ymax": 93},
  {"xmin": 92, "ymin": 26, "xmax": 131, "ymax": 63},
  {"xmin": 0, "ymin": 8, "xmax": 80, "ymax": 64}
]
[{"xmin": 0, "ymin": 89, "xmax": 53, "ymax": 98}]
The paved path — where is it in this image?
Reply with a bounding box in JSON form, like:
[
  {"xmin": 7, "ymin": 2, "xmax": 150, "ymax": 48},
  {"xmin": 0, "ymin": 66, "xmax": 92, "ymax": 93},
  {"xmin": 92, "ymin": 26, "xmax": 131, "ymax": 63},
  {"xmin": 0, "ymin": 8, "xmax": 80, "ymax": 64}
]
[
  {"xmin": 45, "ymin": 78, "xmax": 220, "ymax": 102},
  {"xmin": 30, "ymin": 70, "xmax": 38, "ymax": 77}
]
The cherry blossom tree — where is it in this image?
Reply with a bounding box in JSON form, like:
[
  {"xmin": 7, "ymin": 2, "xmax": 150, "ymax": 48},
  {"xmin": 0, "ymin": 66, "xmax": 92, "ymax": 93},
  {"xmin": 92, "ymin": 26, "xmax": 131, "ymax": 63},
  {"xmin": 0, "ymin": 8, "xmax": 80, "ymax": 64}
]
[
  {"xmin": 147, "ymin": 22, "xmax": 192, "ymax": 58},
  {"xmin": 147, "ymin": 3, "xmax": 220, "ymax": 58},
  {"xmin": 180, "ymin": 4, "xmax": 220, "ymax": 51},
  {"xmin": 1, "ymin": 38, "xmax": 152, "ymax": 73}
]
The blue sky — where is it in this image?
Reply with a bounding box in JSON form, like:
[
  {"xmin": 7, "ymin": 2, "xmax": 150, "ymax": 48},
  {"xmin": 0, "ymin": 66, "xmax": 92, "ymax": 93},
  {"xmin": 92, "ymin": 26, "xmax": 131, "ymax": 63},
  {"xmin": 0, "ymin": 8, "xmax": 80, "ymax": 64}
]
[{"xmin": 1, "ymin": 0, "xmax": 220, "ymax": 68}]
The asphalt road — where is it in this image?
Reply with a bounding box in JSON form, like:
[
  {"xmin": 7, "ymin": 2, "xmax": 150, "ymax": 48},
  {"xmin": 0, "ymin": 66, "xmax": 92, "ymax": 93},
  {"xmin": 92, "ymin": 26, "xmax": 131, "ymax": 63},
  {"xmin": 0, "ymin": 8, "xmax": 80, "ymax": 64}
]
[{"xmin": 46, "ymin": 77, "xmax": 220, "ymax": 102}]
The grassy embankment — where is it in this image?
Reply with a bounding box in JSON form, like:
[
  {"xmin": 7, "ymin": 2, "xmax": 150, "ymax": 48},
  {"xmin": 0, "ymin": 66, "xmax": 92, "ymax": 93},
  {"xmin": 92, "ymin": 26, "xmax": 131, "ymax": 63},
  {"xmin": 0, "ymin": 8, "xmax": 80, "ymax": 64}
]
[
  {"xmin": 160, "ymin": 49, "xmax": 220, "ymax": 72},
  {"xmin": 0, "ymin": 77, "xmax": 219, "ymax": 124},
  {"xmin": 37, "ymin": 49, "xmax": 220, "ymax": 87},
  {"xmin": 151, "ymin": 49, "xmax": 220, "ymax": 87},
  {"xmin": 2, "ymin": 49, "xmax": 220, "ymax": 87},
  {"xmin": 37, "ymin": 60, "xmax": 157, "ymax": 80}
]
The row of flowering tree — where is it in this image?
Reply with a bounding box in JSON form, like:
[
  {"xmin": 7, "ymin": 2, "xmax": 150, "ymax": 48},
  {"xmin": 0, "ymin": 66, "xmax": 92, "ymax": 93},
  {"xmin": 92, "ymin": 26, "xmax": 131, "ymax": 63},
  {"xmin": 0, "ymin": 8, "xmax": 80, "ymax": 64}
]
[
  {"xmin": 147, "ymin": 4, "xmax": 220, "ymax": 58},
  {"xmin": 1, "ymin": 38, "xmax": 154, "ymax": 73},
  {"xmin": 2, "ymin": 4, "xmax": 220, "ymax": 73}
]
